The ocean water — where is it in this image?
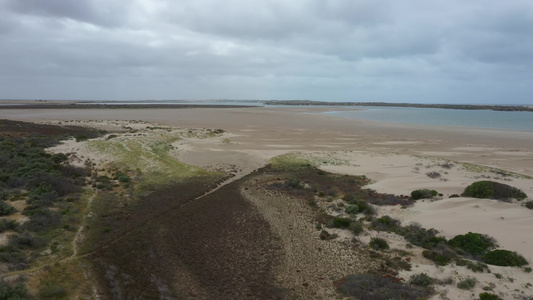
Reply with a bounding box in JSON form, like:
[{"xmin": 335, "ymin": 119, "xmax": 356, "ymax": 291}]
[{"xmin": 323, "ymin": 106, "xmax": 533, "ymax": 132}]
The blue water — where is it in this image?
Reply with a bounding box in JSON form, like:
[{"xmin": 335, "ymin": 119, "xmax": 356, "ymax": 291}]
[{"xmin": 323, "ymin": 106, "xmax": 533, "ymax": 132}]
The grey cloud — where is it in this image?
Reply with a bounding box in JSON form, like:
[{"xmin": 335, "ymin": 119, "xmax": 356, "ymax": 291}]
[
  {"xmin": 5, "ymin": 0, "xmax": 125, "ymax": 27},
  {"xmin": 0, "ymin": 0, "xmax": 532, "ymax": 103}
]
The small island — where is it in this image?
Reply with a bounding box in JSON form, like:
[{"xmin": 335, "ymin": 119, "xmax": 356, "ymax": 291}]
[{"xmin": 262, "ymin": 100, "xmax": 533, "ymax": 112}]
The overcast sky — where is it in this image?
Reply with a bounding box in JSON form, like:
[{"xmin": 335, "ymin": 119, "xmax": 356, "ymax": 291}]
[{"xmin": 1, "ymin": 0, "xmax": 532, "ymax": 104}]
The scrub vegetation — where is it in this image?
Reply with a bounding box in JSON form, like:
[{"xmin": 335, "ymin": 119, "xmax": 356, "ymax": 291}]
[{"xmin": 0, "ymin": 119, "xmax": 102, "ymax": 297}]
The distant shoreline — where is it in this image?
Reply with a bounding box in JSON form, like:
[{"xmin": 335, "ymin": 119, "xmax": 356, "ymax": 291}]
[
  {"xmin": 1, "ymin": 99, "xmax": 532, "ymax": 112},
  {"xmin": 0, "ymin": 103, "xmax": 258, "ymax": 109},
  {"xmin": 262, "ymin": 100, "xmax": 533, "ymax": 112}
]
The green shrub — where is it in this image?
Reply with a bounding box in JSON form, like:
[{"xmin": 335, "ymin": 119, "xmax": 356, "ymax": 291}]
[
  {"xmin": 336, "ymin": 274, "xmax": 433, "ymax": 300},
  {"xmin": 369, "ymin": 237, "xmax": 389, "ymax": 250},
  {"xmin": 8, "ymin": 232, "xmax": 46, "ymax": 249},
  {"xmin": 448, "ymin": 232, "xmax": 497, "ymax": 256},
  {"xmin": 332, "ymin": 217, "xmax": 351, "ymax": 228},
  {"xmin": 423, "ymin": 250, "xmax": 452, "ymax": 266},
  {"xmin": 409, "ymin": 273, "xmax": 434, "ymax": 287},
  {"xmin": 118, "ymin": 174, "xmax": 131, "ymax": 183},
  {"xmin": 398, "ymin": 223, "xmax": 446, "ymax": 249},
  {"xmin": 422, "ymin": 244, "xmax": 456, "ymax": 266},
  {"xmin": 411, "ymin": 189, "xmax": 437, "ymax": 200},
  {"xmin": 462, "ymin": 181, "xmax": 527, "ymax": 201},
  {"xmin": 371, "ymin": 215, "xmax": 401, "ymax": 232},
  {"xmin": 0, "ymin": 201, "xmax": 16, "ymax": 216},
  {"xmin": 0, "ymin": 219, "xmax": 18, "ymax": 233},
  {"xmin": 525, "ymin": 201, "xmax": 533, "ymax": 209},
  {"xmin": 466, "ymin": 261, "xmax": 489, "ymax": 273},
  {"xmin": 342, "ymin": 194, "xmax": 356, "ymax": 202},
  {"xmin": 463, "ymin": 181, "xmax": 494, "ymax": 198},
  {"xmin": 22, "ymin": 208, "xmax": 61, "ymax": 232},
  {"xmin": 349, "ymin": 221, "xmax": 363, "ymax": 236},
  {"xmin": 455, "ymin": 258, "xmax": 490, "ymax": 273},
  {"xmin": 482, "ymin": 250, "xmax": 528, "ymax": 267},
  {"xmin": 344, "ymin": 198, "xmax": 376, "ymax": 215},
  {"xmin": 0, "ymin": 280, "xmax": 31, "ymax": 300},
  {"xmin": 457, "ymin": 277, "xmax": 476, "ymax": 290},
  {"xmin": 479, "ymin": 293, "xmax": 503, "ymax": 300},
  {"xmin": 344, "ymin": 204, "xmax": 359, "ymax": 215},
  {"xmin": 75, "ymin": 135, "xmax": 89, "ymax": 142}
]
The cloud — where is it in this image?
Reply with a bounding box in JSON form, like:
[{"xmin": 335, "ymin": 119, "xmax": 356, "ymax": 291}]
[
  {"xmin": 0, "ymin": 0, "xmax": 532, "ymax": 103},
  {"xmin": 4, "ymin": 0, "xmax": 127, "ymax": 27}
]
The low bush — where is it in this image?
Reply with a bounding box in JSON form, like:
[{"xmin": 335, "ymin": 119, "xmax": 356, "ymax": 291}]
[
  {"xmin": 342, "ymin": 194, "xmax": 356, "ymax": 202},
  {"xmin": 422, "ymin": 244, "xmax": 456, "ymax": 266},
  {"xmin": 0, "ymin": 201, "xmax": 16, "ymax": 216},
  {"xmin": 319, "ymin": 230, "xmax": 337, "ymax": 240},
  {"xmin": 342, "ymin": 197, "xmax": 376, "ymax": 215},
  {"xmin": 0, "ymin": 280, "xmax": 31, "ymax": 300},
  {"xmin": 349, "ymin": 221, "xmax": 363, "ymax": 236},
  {"xmin": 398, "ymin": 223, "xmax": 446, "ymax": 249},
  {"xmin": 456, "ymin": 259, "xmax": 489, "ymax": 272},
  {"xmin": 422, "ymin": 250, "xmax": 452, "ymax": 266},
  {"xmin": 283, "ymin": 178, "xmax": 301, "ymax": 189},
  {"xmin": 59, "ymin": 164, "xmax": 89, "ymax": 178},
  {"xmin": 409, "ymin": 273, "xmax": 434, "ymax": 287},
  {"xmin": 0, "ymin": 219, "xmax": 18, "ymax": 233},
  {"xmin": 426, "ymin": 171, "xmax": 441, "ymax": 179},
  {"xmin": 457, "ymin": 277, "xmax": 476, "ymax": 290},
  {"xmin": 116, "ymin": 171, "xmax": 131, "ymax": 183},
  {"xmin": 332, "ymin": 217, "xmax": 351, "ymax": 228},
  {"xmin": 369, "ymin": 237, "xmax": 389, "ymax": 250},
  {"xmin": 384, "ymin": 256, "xmax": 412, "ymax": 271},
  {"xmin": 468, "ymin": 262, "xmax": 489, "ymax": 273},
  {"xmin": 73, "ymin": 135, "xmax": 87, "ymax": 142},
  {"xmin": 0, "ymin": 245, "xmax": 26, "ymax": 266},
  {"xmin": 22, "ymin": 208, "xmax": 62, "ymax": 232},
  {"xmin": 371, "ymin": 215, "xmax": 401, "ymax": 232},
  {"xmin": 479, "ymin": 293, "xmax": 503, "ymax": 300},
  {"xmin": 525, "ymin": 201, "xmax": 533, "ymax": 209},
  {"xmin": 344, "ymin": 204, "xmax": 359, "ymax": 215},
  {"xmin": 411, "ymin": 189, "xmax": 438, "ymax": 200},
  {"xmin": 336, "ymin": 274, "xmax": 433, "ymax": 300},
  {"xmin": 8, "ymin": 232, "xmax": 47, "ymax": 249},
  {"xmin": 462, "ymin": 181, "xmax": 527, "ymax": 201},
  {"xmin": 482, "ymin": 250, "xmax": 528, "ymax": 267},
  {"xmin": 448, "ymin": 232, "xmax": 498, "ymax": 257}
]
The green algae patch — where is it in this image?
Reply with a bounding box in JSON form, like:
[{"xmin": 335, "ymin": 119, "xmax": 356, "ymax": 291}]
[
  {"xmin": 269, "ymin": 153, "xmax": 315, "ymax": 170},
  {"xmin": 88, "ymin": 135, "xmax": 217, "ymax": 190},
  {"xmin": 460, "ymin": 162, "xmax": 532, "ymax": 179}
]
